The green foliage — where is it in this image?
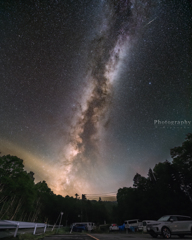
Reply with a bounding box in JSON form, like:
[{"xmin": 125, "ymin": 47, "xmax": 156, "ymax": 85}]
[
  {"xmin": 171, "ymin": 133, "xmax": 192, "ymax": 201},
  {"xmin": 18, "ymin": 233, "xmax": 35, "ymax": 240},
  {"xmin": 0, "ymin": 155, "xmax": 112, "ymax": 225},
  {"xmin": 17, "ymin": 230, "xmax": 55, "ymax": 240},
  {"xmin": 0, "ymin": 155, "xmax": 37, "ymax": 220},
  {"xmin": 116, "ymin": 133, "xmax": 192, "ymax": 222}
]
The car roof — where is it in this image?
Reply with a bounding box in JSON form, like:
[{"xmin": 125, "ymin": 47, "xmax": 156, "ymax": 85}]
[{"xmin": 164, "ymin": 215, "xmax": 190, "ymax": 217}]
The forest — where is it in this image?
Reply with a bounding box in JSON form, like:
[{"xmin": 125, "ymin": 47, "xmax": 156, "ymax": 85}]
[{"xmin": 0, "ymin": 133, "xmax": 192, "ymax": 226}]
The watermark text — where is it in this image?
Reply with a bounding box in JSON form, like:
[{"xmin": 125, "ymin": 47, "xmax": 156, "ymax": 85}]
[{"xmin": 154, "ymin": 120, "xmax": 191, "ymax": 128}]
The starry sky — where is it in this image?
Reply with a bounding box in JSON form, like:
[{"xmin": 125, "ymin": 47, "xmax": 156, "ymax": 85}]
[{"xmin": 0, "ymin": 0, "xmax": 192, "ymax": 200}]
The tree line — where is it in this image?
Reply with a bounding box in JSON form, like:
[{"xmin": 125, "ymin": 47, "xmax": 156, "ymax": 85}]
[
  {"xmin": 0, "ymin": 154, "xmax": 116, "ymax": 225},
  {"xmin": 0, "ymin": 133, "xmax": 192, "ymax": 225},
  {"xmin": 116, "ymin": 133, "xmax": 192, "ymax": 223}
]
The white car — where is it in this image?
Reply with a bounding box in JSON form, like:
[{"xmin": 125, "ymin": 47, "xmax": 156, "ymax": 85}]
[
  {"xmin": 124, "ymin": 219, "xmax": 143, "ymax": 231},
  {"xmin": 147, "ymin": 215, "xmax": 192, "ymax": 239},
  {"xmin": 109, "ymin": 223, "xmax": 119, "ymax": 231},
  {"xmin": 142, "ymin": 220, "xmax": 156, "ymax": 233}
]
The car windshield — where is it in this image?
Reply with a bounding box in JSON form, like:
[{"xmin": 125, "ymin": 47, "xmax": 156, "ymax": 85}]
[{"xmin": 158, "ymin": 216, "xmax": 170, "ymax": 221}]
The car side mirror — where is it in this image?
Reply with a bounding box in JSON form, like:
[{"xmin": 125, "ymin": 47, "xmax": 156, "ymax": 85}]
[{"xmin": 170, "ymin": 219, "xmax": 174, "ymax": 222}]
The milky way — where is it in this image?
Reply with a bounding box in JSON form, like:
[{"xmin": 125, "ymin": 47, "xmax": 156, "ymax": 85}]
[
  {"xmin": 55, "ymin": 0, "xmax": 159, "ymax": 194},
  {"xmin": 0, "ymin": 0, "xmax": 191, "ymax": 199}
]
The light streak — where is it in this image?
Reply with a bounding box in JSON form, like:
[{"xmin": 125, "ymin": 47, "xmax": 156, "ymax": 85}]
[{"xmin": 144, "ymin": 17, "xmax": 158, "ymax": 27}]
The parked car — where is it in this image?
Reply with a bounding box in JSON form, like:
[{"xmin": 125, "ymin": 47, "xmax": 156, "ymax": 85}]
[
  {"xmin": 142, "ymin": 220, "xmax": 156, "ymax": 233},
  {"xmin": 124, "ymin": 219, "xmax": 143, "ymax": 231},
  {"xmin": 71, "ymin": 222, "xmax": 95, "ymax": 232},
  {"xmin": 109, "ymin": 223, "xmax": 119, "ymax": 231},
  {"xmin": 147, "ymin": 215, "xmax": 192, "ymax": 239},
  {"xmin": 72, "ymin": 223, "xmax": 87, "ymax": 232}
]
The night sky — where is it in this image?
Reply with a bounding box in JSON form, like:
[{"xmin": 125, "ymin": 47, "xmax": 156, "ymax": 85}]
[{"xmin": 0, "ymin": 0, "xmax": 192, "ymax": 200}]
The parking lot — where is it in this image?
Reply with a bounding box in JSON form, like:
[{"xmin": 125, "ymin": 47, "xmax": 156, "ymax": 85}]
[{"xmin": 44, "ymin": 233, "xmax": 192, "ymax": 240}]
